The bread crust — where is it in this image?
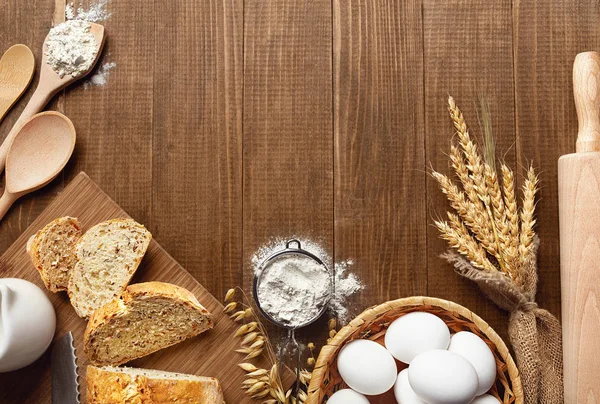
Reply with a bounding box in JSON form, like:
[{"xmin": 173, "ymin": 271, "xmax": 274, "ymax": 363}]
[
  {"xmin": 68, "ymin": 218, "xmax": 152, "ymax": 318},
  {"xmin": 27, "ymin": 216, "xmax": 81, "ymax": 292},
  {"xmin": 84, "ymin": 282, "xmax": 214, "ymax": 366},
  {"xmin": 86, "ymin": 365, "xmax": 225, "ymax": 404}
]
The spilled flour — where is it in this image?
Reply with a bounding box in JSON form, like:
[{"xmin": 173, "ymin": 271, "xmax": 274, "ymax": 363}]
[
  {"xmin": 66, "ymin": 0, "xmax": 111, "ymax": 22},
  {"xmin": 252, "ymin": 238, "xmax": 362, "ymax": 325},
  {"xmin": 83, "ymin": 61, "xmax": 116, "ymax": 89}
]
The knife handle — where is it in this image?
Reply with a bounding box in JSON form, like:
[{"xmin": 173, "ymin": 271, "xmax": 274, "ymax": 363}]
[{"xmin": 574, "ymin": 51, "xmax": 600, "ymax": 153}]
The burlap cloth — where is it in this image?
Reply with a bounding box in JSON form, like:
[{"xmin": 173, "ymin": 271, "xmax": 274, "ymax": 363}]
[{"xmin": 443, "ymin": 239, "xmax": 563, "ymax": 404}]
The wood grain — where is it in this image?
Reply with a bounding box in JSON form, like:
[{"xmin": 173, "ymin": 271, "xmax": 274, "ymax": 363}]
[
  {"xmin": 152, "ymin": 0, "xmax": 243, "ymax": 301},
  {"xmin": 423, "ymin": 0, "xmax": 517, "ymax": 343},
  {"xmin": 513, "ymin": 0, "xmax": 600, "ymax": 322},
  {"xmin": 0, "ymin": 0, "xmax": 586, "ymax": 399},
  {"xmin": 63, "ymin": 0, "xmax": 153, "ymax": 225},
  {"xmin": 0, "ymin": 173, "xmax": 292, "ymax": 404},
  {"xmin": 242, "ymin": 0, "xmax": 334, "ymax": 342},
  {"xmin": 333, "ymin": 0, "xmax": 427, "ymax": 317}
]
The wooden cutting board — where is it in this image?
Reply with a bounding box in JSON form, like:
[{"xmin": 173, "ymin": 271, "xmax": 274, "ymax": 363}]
[{"xmin": 0, "ymin": 172, "xmax": 291, "ymax": 403}]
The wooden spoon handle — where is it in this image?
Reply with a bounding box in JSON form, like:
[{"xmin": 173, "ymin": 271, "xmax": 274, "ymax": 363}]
[
  {"xmin": 0, "ymin": 87, "xmax": 52, "ymax": 172},
  {"xmin": 574, "ymin": 51, "xmax": 600, "ymax": 152},
  {"xmin": 0, "ymin": 190, "xmax": 18, "ymax": 221}
]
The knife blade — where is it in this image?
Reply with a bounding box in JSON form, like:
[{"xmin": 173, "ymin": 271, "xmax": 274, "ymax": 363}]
[{"xmin": 51, "ymin": 332, "xmax": 80, "ymax": 404}]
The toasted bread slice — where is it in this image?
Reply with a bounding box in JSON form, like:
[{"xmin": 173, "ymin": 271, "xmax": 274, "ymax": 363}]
[
  {"xmin": 68, "ymin": 218, "xmax": 152, "ymax": 318},
  {"xmin": 87, "ymin": 365, "xmax": 225, "ymax": 404},
  {"xmin": 27, "ymin": 216, "xmax": 82, "ymax": 293},
  {"xmin": 84, "ymin": 282, "xmax": 213, "ymax": 366}
]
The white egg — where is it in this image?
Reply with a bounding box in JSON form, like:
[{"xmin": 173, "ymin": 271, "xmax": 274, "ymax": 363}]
[
  {"xmin": 470, "ymin": 394, "xmax": 502, "ymax": 403},
  {"xmin": 448, "ymin": 331, "xmax": 497, "ymax": 395},
  {"xmin": 409, "ymin": 349, "xmax": 478, "ymax": 404},
  {"xmin": 327, "ymin": 389, "xmax": 370, "ymax": 404},
  {"xmin": 394, "ymin": 369, "xmax": 427, "ymax": 404},
  {"xmin": 337, "ymin": 339, "xmax": 397, "ymax": 395},
  {"xmin": 384, "ymin": 312, "xmax": 450, "ymax": 363}
]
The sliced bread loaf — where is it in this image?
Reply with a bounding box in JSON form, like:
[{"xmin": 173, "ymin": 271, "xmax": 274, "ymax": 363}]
[
  {"xmin": 68, "ymin": 218, "xmax": 152, "ymax": 318},
  {"xmin": 84, "ymin": 282, "xmax": 214, "ymax": 366},
  {"xmin": 26, "ymin": 216, "xmax": 82, "ymax": 292},
  {"xmin": 87, "ymin": 365, "xmax": 225, "ymax": 404}
]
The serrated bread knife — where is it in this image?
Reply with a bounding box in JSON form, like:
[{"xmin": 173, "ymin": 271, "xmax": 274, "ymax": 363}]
[{"xmin": 51, "ymin": 332, "xmax": 80, "ymax": 404}]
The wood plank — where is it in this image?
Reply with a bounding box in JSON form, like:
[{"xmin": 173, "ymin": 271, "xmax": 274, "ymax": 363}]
[
  {"xmin": 0, "ymin": 173, "xmax": 292, "ymax": 403},
  {"xmin": 63, "ymin": 0, "xmax": 153, "ymax": 225},
  {"xmin": 423, "ymin": 0, "xmax": 517, "ymax": 342},
  {"xmin": 242, "ymin": 0, "xmax": 334, "ymax": 340},
  {"xmin": 0, "ymin": 0, "xmax": 62, "ymax": 251},
  {"xmin": 333, "ymin": 0, "xmax": 427, "ymax": 317},
  {"xmin": 513, "ymin": 0, "xmax": 600, "ymax": 323},
  {"xmin": 152, "ymin": 0, "xmax": 243, "ymax": 300}
]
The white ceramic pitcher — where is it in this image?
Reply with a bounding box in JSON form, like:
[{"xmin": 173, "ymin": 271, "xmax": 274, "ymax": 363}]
[{"xmin": 0, "ymin": 278, "xmax": 56, "ymax": 372}]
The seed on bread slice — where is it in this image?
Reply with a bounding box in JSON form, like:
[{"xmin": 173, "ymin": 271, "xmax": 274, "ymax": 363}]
[
  {"xmin": 68, "ymin": 218, "xmax": 152, "ymax": 318},
  {"xmin": 27, "ymin": 216, "xmax": 82, "ymax": 293},
  {"xmin": 86, "ymin": 365, "xmax": 225, "ymax": 404},
  {"xmin": 84, "ymin": 282, "xmax": 214, "ymax": 366}
]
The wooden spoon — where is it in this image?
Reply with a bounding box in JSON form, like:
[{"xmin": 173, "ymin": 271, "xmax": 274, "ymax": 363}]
[
  {"xmin": 0, "ymin": 22, "xmax": 104, "ymax": 172},
  {"xmin": 0, "ymin": 111, "xmax": 76, "ymax": 220},
  {"xmin": 0, "ymin": 44, "xmax": 35, "ymax": 123}
]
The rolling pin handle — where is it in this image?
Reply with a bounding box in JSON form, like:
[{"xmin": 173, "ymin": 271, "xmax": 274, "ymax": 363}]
[{"xmin": 574, "ymin": 51, "xmax": 600, "ymax": 153}]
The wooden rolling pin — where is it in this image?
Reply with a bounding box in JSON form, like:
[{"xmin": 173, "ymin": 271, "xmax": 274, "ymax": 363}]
[{"xmin": 559, "ymin": 51, "xmax": 600, "ymax": 402}]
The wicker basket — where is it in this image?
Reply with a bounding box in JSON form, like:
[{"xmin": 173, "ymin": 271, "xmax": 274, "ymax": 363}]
[{"xmin": 306, "ymin": 296, "xmax": 523, "ymax": 404}]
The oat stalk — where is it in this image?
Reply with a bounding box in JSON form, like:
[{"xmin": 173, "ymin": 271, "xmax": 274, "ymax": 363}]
[{"xmin": 224, "ymin": 288, "xmax": 312, "ymax": 404}]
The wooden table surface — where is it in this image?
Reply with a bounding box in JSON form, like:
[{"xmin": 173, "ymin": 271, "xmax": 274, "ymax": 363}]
[{"xmin": 1, "ymin": 0, "xmax": 595, "ymax": 351}]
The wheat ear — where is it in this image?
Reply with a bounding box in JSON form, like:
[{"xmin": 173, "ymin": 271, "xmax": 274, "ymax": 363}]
[
  {"xmin": 448, "ymin": 97, "xmax": 490, "ymax": 205},
  {"xmin": 435, "ymin": 213, "xmax": 496, "ymax": 272},
  {"xmin": 448, "ymin": 97, "xmax": 509, "ymax": 271},
  {"xmin": 519, "ymin": 164, "xmax": 538, "ymax": 261},
  {"xmin": 432, "ymin": 171, "xmax": 499, "ymax": 256}
]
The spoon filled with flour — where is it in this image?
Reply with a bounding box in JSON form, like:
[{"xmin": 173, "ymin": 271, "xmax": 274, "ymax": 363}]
[{"xmin": 0, "ymin": 20, "xmax": 105, "ymax": 172}]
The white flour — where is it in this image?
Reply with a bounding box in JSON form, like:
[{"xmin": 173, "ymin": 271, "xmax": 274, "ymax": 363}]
[
  {"xmin": 257, "ymin": 254, "xmax": 330, "ymax": 327},
  {"xmin": 84, "ymin": 61, "xmax": 116, "ymax": 89},
  {"xmin": 66, "ymin": 0, "xmax": 111, "ymax": 22},
  {"xmin": 252, "ymin": 238, "xmax": 362, "ymax": 325},
  {"xmin": 330, "ymin": 259, "xmax": 362, "ymax": 321},
  {"xmin": 45, "ymin": 20, "xmax": 98, "ymax": 78}
]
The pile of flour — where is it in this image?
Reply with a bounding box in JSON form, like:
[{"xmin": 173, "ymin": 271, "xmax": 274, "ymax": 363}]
[
  {"xmin": 257, "ymin": 254, "xmax": 330, "ymax": 327},
  {"xmin": 45, "ymin": 20, "xmax": 98, "ymax": 78},
  {"xmin": 252, "ymin": 238, "xmax": 362, "ymax": 325}
]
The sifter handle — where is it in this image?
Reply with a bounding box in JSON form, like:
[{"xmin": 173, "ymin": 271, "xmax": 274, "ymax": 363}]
[{"xmin": 574, "ymin": 51, "xmax": 600, "ymax": 152}]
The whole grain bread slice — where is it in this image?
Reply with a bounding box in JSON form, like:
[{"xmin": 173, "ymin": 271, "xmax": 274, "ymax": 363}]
[
  {"xmin": 26, "ymin": 216, "xmax": 82, "ymax": 293},
  {"xmin": 86, "ymin": 365, "xmax": 225, "ymax": 404},
  {"xmin": 68, "ymin": 218, "xmax": 152, "ymax": 318},
  {"xmin": 84, "ymin": 282, "xmax": 214, "ymax": 366}
]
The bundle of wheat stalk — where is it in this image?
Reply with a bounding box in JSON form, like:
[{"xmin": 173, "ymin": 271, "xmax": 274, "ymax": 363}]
[
  {"xmin": 432, "ymin": 96, "xmax": 563, "ymax": 404},
  {"xmin": 224, "ymin": 287, "xmax": 313, "ymax": 404}
]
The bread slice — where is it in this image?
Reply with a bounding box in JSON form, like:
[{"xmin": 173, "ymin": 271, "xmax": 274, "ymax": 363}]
[
  {"xmin": 84, "ymin": 282, "xmax": 214, "ymax": 366},
  {"xmin": 26, "ymin": 216, "xmax": 82, "ymax": 293},
  {"xmin": 68, "ymin": 218, "xmax": 152, "ymax": 318},
  {"xmin": 87, "ymin": 365, "xmax": 225, "ymax": 404}
]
